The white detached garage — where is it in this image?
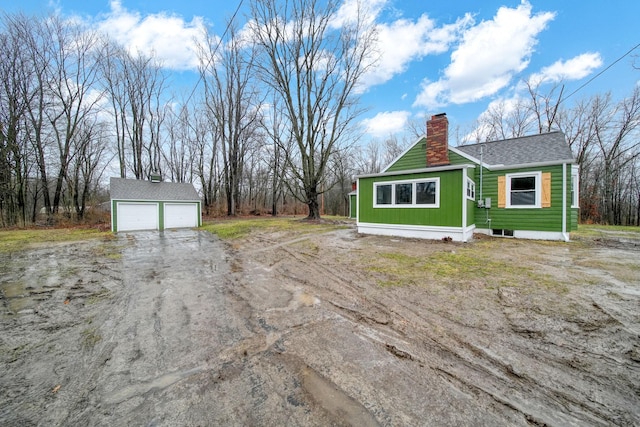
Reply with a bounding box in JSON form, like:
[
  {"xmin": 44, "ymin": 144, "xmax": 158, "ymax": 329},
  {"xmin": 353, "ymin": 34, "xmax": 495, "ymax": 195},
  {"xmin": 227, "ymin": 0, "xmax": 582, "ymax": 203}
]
[{"xmin": 110, "ymin": 177, "xmax": 201, "ymax": 232}]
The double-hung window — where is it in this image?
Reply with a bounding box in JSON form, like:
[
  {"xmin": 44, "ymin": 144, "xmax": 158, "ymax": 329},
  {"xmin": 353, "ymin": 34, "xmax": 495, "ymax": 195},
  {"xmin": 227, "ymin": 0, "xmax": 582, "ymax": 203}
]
[
  {"xmin": 466, "ymin": 177, "xmax": 476, "ymax": 200},
  {"xmin": 374, "ymin": 178, "xmax": 439, "ymax": 208},
  {"xmin": 506, "ymin": 172, "xmax": 541, "ymax": 208}
]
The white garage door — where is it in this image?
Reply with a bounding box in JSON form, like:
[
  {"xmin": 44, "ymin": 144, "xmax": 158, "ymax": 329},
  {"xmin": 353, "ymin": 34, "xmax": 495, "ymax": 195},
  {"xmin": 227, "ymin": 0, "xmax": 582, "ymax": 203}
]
[
  {"xmin": 117, "ymin": 202, "xmax": 159, "ymax": 231},
  {"xmin": 164, "ymin": 203, "xmax": 198, "ymax": 229}
]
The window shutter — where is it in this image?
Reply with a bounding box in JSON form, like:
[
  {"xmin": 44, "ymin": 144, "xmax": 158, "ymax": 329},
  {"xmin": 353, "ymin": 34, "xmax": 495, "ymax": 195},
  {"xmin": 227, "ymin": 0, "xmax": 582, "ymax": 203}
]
[
  {"xmin": 498, "ymin": 176, "xmax": 505, "ymax": 208},
  {"xmin": 542, "ymin": 172, "xmax": 551, "ymax": 207}
]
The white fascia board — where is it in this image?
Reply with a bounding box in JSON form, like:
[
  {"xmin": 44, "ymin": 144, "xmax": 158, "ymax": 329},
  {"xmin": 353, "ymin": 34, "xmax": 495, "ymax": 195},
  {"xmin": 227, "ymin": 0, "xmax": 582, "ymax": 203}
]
[
  {"xmin": 449, "ymin": 146, "xmax": 482, "ymax": 165},
  {"xmin": 113, "ymin": 198, "xmax": 201, "ymax": 203},
  {"xmin": 357, "ymin": 163, "xmax": 475, "ymax": 179},
  {"xmin": 487, "ymin": 159, "xmax": 576, "ymax": 171}
]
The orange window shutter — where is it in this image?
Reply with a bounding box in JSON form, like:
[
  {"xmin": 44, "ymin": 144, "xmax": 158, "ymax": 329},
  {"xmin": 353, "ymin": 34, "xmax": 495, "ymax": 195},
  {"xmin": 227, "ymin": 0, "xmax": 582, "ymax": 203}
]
[
  {"xmin": 542, "ymin": 172, "xmax": 551, "ymax": 207},
  {"xmin": 498, "ymin": 176, "xmax": 506, "ymax": 208}
]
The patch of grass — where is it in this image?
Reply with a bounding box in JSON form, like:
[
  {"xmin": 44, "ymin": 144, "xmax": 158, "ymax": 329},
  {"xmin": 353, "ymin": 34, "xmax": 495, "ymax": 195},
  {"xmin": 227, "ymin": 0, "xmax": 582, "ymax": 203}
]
[
  {"xmin": 572, "ymin": 224, "xmax": 640, "ymax": 239},
  {"xmin": 0, "ymin": 228, "xmax": 112, "ymax": 253},
  {"xmin": 202, "ymin": 216, "xmax": 349, "ymax": 240},
  {"xmin": 91, "ymin": 242, "xmax": 123, "ymax": 260},
  {"xmin": 364, "ymin": 243, "xmax": 568, "ymax": 293}
]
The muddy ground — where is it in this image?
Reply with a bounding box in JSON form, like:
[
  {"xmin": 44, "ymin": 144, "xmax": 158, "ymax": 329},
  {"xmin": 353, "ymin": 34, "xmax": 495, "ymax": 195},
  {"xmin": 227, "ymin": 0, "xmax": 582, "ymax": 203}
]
[{"xmin": 0, "ymin": 225, "xmax": 639, "ymax": 426}]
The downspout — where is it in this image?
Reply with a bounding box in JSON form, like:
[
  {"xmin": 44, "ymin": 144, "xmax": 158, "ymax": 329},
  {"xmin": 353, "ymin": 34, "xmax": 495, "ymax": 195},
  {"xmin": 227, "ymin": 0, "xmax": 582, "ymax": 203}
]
[
  {"xmin": 479, "ymin": 145, "xmax": 483, "ymax": 202},
  {"xmin": 562, "ymin": 163, "xmax": 569, "ymax": 241},
  {"xmin": 479, "ymin": 145, "xmax": 491, "ymax": 230}
]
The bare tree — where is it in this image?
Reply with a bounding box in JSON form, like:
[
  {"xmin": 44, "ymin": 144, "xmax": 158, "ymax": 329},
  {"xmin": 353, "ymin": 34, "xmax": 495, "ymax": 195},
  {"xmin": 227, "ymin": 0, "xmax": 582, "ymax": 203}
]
[
  {"xmin": 262, "ymin": 96, "xmax": 292, "ymax": 216},
  {"xmin": 199, "ymin": 23, "xmax": 262, "ymax": 216},
  {"xmin": 45, "ymin": 16, "xmax": 103, "ymax": 214},
  {"xmin": 101, "ymin": 43, "xmax": 168, "ymax": 179},
  {"xmin": 0, "ymin": 14, "xmax": 33, "ymax": 225},
  {"xmin": 67, "ymin": 119, "xmax": 110, "ymax": 219},
  {"xmin": 592, "ymin": 88, "xmax": 640, "ymax": 224},
  {"xmin": 249, "ymin": 0, "xmax": 377, "ymax": 219},
  {"xmin": 525, "ymin": 78, "xmax": 564, "ymax": 134}
]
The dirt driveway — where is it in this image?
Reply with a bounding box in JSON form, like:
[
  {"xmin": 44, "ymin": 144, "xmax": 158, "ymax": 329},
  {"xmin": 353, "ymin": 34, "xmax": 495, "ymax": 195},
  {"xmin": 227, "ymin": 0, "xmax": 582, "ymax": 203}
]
[{"xmin": 1, "ymin": 225, "xmax": 639, "ymax": 426}]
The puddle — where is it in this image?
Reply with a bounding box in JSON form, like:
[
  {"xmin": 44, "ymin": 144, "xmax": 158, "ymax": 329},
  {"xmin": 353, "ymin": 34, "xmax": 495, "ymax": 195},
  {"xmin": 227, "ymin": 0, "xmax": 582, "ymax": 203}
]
[
  {"xmin": 301, "ymin": 365, "xmax": 380, "ymax": 426},
  {"xmin": 1, "ymin": 276, "xmax": 60, "ymax": 316}
]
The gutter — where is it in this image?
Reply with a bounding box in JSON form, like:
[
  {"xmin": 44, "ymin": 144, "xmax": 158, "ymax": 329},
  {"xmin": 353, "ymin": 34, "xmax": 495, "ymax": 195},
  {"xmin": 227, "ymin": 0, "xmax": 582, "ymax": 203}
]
[{"xmin": 485, "ymin": 159, "xmax": 576, "ymax": 171}]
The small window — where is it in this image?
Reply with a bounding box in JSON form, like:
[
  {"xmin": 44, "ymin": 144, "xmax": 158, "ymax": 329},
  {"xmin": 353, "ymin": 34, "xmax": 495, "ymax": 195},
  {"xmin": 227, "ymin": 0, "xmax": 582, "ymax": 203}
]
[
  {"xmin": 510, "ymin": 176, "xmax": 536, "ymax": 205},
  {"xmin": 466, "ymin": 178, "xmax": 476, "ymax": 200},
  {"xmin": 376, "ymin": 184, "xmax": 392, "ymax": 205},
  {"xmin": 506, "ymin": 172, "xmax": 541, "ymax": 208}
]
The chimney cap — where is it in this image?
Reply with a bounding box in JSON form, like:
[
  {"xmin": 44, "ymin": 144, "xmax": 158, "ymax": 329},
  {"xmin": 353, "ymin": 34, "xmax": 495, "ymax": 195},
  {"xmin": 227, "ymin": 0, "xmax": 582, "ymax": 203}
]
[{"xmin": 433, "ymin": 112, "xmax": 447, "ymax": 118}]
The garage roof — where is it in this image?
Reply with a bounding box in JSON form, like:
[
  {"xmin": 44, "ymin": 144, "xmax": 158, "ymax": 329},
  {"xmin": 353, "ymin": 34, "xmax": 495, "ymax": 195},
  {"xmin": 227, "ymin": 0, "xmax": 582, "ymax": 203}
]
[{"xmin": 110, "ymin": 177, "xmax": 200, "ymax": 201}]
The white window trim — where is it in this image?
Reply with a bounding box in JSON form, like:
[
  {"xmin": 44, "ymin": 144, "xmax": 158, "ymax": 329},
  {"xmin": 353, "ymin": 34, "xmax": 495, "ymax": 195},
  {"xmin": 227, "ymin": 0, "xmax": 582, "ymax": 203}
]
[
  {"xmin": 466, "ymin": 177, "xmax": 476, "ymax": 201},
  {"xmin": 571, "ymin": 166, "xmax": 579, "ymax": 209},
  {"xmin": 374, "ymin": 177, "xmax": 440, "ymax": 208},
  {"xmin": 506, "ymin": 171, "xmax": 541, "ymax": 209}
]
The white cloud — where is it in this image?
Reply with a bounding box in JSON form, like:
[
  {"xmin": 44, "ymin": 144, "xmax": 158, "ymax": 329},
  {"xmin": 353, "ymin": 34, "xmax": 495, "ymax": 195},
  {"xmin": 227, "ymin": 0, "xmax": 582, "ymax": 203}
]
[
  {"xmin": 361, "ymin": 110, "xmax": 411, "ymax": 137},
  {"xmin": 529, "ymin": 52, "xmax": 603, "ymax": 84},
  {"xmin": 359, "ymin": 13, "xmax": 473, "ymax": 90},
  {"xmin": 414, "ymin": 1, "xmax": 555, "ymax": 109},
  {"xmin": 96, "ymin": 0, "xmax": 207, "ymax": 70},
  {"xmin": 331, "ymin": 0, "xmax": 387, "ymax": 27}
]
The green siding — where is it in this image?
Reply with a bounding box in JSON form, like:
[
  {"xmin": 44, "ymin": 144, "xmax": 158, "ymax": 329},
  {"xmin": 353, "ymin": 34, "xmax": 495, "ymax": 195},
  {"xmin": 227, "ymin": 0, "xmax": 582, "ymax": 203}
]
[
  {"xmin": 570, "ymin": 208, "xmax": 578, "ymax": 231},
  {"xmin": 349, "ymin": 194, "xmax": 357, "ymax": 219},
  {"xmin": 473, "ymin": 165, "xmax": 567, "ymax": 232},
  {"xmin": 448, "ymin": 150, "xmax": 473, "ymax": 166},
  {"xmin": 358, "ymin": 170, "xmax": 464, "ymax": 227},
  {"xmin": 386, "ymin": 138, "xmax": 427, "ymax": 171}
]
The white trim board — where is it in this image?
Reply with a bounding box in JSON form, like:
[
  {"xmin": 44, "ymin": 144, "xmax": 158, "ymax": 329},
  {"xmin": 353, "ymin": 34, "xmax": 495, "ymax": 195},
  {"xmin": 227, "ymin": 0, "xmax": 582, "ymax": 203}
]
[
  {"xmin": 475, "ymin": 228, "xmax": 570, "ymax": 242},
  {"xmin": 357, "ymin": 222, "xmax": 475, "ymax": 243}
]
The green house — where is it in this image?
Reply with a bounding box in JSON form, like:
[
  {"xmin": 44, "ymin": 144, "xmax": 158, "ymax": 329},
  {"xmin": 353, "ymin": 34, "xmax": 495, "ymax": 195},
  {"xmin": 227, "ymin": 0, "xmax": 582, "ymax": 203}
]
[{"xmin": 355, "ymin": 113, "xmax": 578, "ymax": 242}]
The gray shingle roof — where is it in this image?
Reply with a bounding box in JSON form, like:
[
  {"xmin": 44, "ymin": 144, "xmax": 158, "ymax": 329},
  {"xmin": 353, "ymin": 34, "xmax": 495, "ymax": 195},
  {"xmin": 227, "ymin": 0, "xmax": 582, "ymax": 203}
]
[
  {"xmin": 455, "ymin": 131, "xmax": 574, "ymax": 167},
  {"xmin": 110, "ymin": 177, "xmax": 200, "ymax": 201}
]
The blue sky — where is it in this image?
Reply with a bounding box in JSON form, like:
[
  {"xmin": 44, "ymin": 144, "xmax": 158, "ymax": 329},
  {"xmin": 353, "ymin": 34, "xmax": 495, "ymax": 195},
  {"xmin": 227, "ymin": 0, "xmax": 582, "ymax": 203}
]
[{"xmin": 3, "ymin": 0, "xmax": 639, "ymax": 142}]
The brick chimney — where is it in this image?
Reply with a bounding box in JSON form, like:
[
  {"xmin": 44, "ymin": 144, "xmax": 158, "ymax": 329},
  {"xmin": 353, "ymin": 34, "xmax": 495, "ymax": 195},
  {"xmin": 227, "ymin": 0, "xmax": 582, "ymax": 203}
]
[{"xmin": 426, "ymin": 113, "xmax": 449, "ymax": 167}]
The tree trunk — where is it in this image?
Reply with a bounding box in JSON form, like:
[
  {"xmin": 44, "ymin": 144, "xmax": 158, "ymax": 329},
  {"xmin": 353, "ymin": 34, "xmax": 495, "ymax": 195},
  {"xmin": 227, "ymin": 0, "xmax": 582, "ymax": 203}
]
[{"xmin": 306, "ymin": 186, "xmax": 320, "ymax": 219}]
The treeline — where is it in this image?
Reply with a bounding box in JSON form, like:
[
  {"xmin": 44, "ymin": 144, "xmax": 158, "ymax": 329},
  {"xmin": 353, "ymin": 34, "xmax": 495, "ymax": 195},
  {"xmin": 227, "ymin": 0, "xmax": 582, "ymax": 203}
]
[
  {"xmin": 1, "ymin": 6, "xmax": 639, "ymax": 228},
  {"xmin": 0, "ymin": 2, "xmax": 377, "ymax": 227}
]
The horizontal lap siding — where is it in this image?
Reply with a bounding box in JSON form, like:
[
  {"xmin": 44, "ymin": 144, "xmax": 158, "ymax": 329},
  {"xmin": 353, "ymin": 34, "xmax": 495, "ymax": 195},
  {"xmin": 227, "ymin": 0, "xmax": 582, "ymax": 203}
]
[
  {"xmin": 570, "ymin": 208, "xmax": 579, "ymax": 231},
  {"xmin": 386, "ymin": 138, "xmax": 427, "ymax": 171},
  {"xmin": 476, "ymin": 165, "xmax": 565, "ymax": 232},
  {"xmin": 359, "ymin": 170, "xmax": 463, "ymax": 227}
]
